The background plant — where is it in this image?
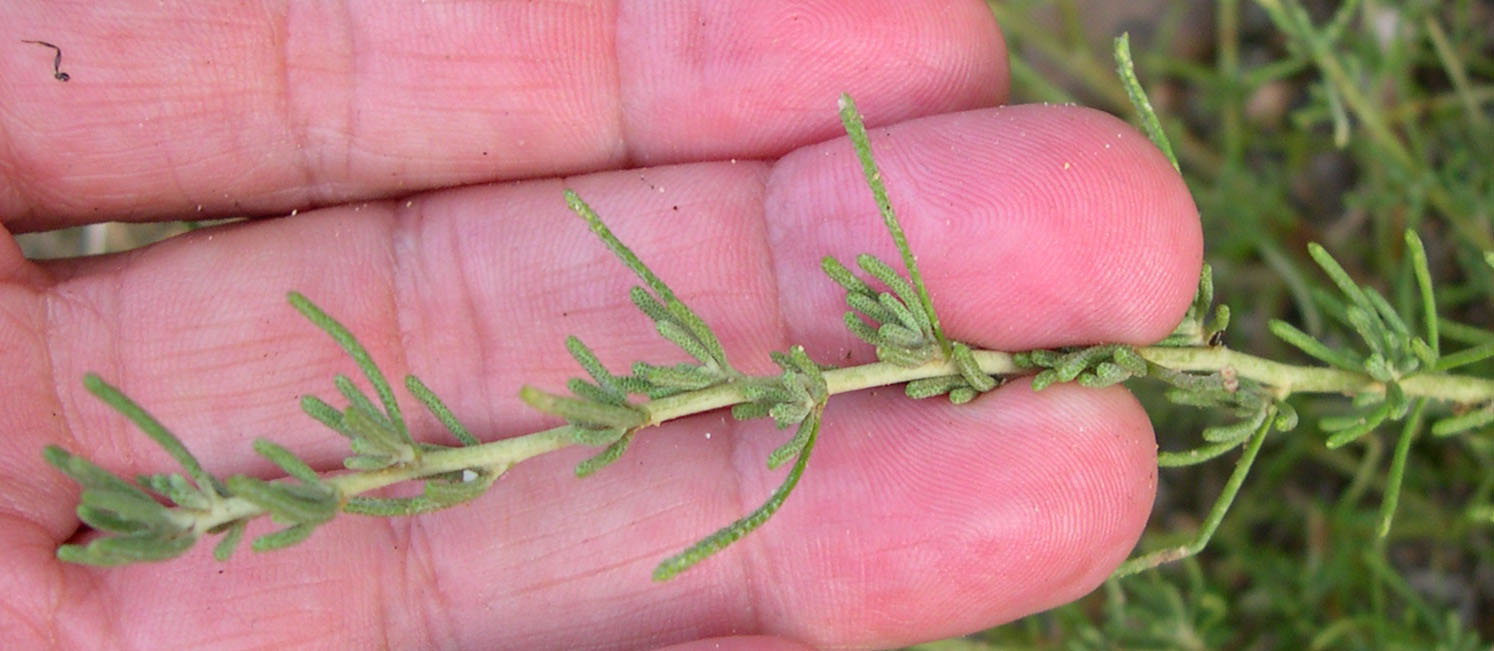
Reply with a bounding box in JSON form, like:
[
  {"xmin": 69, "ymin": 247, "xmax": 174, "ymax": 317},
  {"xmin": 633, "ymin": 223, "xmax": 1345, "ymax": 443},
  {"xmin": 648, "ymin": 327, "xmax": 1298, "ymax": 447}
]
[
  {"xmin": 945, "ymin": 0, "xmax": 1494, "ymax": 648},
  {"xmin": 18, "ymin": 0, "xmax": 1494, "ymax": 647}
]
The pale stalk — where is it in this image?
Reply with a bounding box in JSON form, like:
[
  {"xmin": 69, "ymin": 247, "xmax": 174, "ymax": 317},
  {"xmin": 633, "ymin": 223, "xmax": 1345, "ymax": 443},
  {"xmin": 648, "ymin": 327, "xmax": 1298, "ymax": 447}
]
[{"xmin": 177, "ymin": 345, "xmax": 1494, "ymax": 535}]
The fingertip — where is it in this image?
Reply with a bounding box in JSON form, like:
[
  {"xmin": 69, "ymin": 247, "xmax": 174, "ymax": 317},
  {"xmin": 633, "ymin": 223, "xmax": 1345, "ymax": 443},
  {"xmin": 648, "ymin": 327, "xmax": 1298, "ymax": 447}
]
[
  {"xmin": 756, "ymin": 380, "xmax": 1156, "ymax": 645},
  {"xmin": 926, "ymin": 105, "xmax": 1202, "ymax": 349},
  {"xmin": 767, "ymin": 103, "xmax": 1202, "ymax": 353}
]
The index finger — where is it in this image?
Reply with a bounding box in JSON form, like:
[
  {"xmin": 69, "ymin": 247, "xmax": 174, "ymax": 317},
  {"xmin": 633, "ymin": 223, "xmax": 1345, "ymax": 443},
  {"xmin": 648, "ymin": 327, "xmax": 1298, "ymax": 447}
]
[{"xmin": 1, "ymin": 0, "xmax": 1007, "ymax": 231}]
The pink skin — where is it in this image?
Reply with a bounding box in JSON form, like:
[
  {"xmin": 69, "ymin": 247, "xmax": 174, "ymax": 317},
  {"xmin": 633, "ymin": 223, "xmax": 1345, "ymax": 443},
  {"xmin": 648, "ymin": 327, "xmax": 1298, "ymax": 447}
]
[{"xmin": 0, "ymin": 1, "xmax": 1200, "ymax": 649}]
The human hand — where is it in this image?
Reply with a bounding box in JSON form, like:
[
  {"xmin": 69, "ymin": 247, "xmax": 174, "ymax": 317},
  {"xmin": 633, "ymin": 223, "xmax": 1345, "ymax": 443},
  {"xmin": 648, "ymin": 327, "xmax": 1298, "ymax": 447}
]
[{"xmin": 1, "ymin": 1, "xmax": 1199, "ymax": 648}]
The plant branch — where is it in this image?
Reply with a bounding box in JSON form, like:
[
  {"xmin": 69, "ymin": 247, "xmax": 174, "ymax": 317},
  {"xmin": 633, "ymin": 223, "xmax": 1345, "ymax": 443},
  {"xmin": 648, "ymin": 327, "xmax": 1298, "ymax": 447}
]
[
  {"xmin": 159, "ymin": 344, "xmax": 1492, "ymax": 537},
  {"xmin": 1137, "ymin": 346, "xmax": 1494, "ymax": 404}
]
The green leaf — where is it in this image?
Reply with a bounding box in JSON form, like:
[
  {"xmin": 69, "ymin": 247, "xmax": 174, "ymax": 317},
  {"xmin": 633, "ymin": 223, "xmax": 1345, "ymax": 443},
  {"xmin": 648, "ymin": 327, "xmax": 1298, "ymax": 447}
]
[
  {"xmin": 421, "ymin": 475, "xmax": 495, "ymax": 507},
  {"xmin": 1112, "ymin": 346, "xmax": 1150, "ymax": 377},
  {"xmin": 252, "ymin": 523, "xmax": 317, "ymax": 552},
  {"xmin": 654, "ymin": 320, "xmax": 719, "ymax": 370},
  {"xmin": 741, "ymin": 378, "xmax": 798, "ymax": 405},
  {"xmin": 858, "ymin": 254, "xmax": 928, "ymax": 333},
  {"xmin": 627, "ymin": 285, "xmax": 672, "ymax": 324},
  {"xmin": 1195, "ymin": 263, "xmax": 1215, "ymax": 314},
  {"xmin": 631, "ymin": 362, "xmax": 718, "ymax": 391},
  {"xmin": 565, "ymin": 336, "xmax": 623, "ymax": 398},
  {"xmin": 767, "ymin": 407, "xmax": 820, "ymax": 470},
  {"xmin": 1323, "ymin": 401, "xmax": 1393, "ymax": 448},
  {"xmin": 300, "ymin": 395, "xmax": 354, "ymax": 439},
  {"xmin": 1363, "ymin": 353, "xmax": 1395, "ymax": 383},
  {"xmin": 769, "ymin": 401, "xmax": 810, "ymax": 429},
  {"xmin": 1208, "ymin": 305, "xmax": 1231, "ymax": 342},
  {"xmin": 1273, "ymin": 401, "xmax": 1300, "ymax": 430},
  {"xmin": 1364, "ymin": 288, "xmax": 1410, "ymax": 343},
  {"xmin": 213, "ymin": 520, "xmax": 247, "ymax": 562},
  {"xmin": 837, "ymin": 94, "xmax": 948, "ymax": 355},
  {"xmin": 951, "ymin": 342, "xmax": 996, "ymax": 392},
  {"xmin": 252, "ymin": 439, "xmax": 324, "ymax": 485},
  {"xmin": 288, "ymin": 292, "xmax": 410, "ymax": 448},
  {"xmin": 1018, "ymin": 349, "xmax": 1062, "ymax": 368},
  {"xmin": 57, "ymin": 532, "xmax": 197, "ymax": 566},
  {"xmin": 1158, "ymin": 438, "xmax": 1245, "ymax": 467},
  {"xmin": 1201, "ymin": 408, "xmax": 1270, "ymax": 443},
  {"xmin": 1113, "ymin": 33, "xmax": 1179, "ymax": 172},
  {"xmin": 44, "ymin": 445, "xmax": 157, "ymax": 502},
  {"xmin": 876, "ymin": 343, "xmax": 934, "ymax": 368},
  {"xmin": 1077, "ymin": 362, "xmax": 1132, "ymax": 387},
  {"xmin": 1053, "ymin": 345, "xmax": 1126, "ymax": 382},
  {"xmin": 1430, "ymin": 404, "xmax": 1494, "ymax": 437},
  {"xmin": 343, "ymin": 402, "xmax": 414, "ymax": 461},
  {"xmin": 224, "ymin": 475, "xmax": 337, "ymax": 525},
  {"xmin": 74, "ymin": 505, "xmax": 153, "ymax": 537},
  {"xmin": 1344, "ymin": 305, "xmax": 1389, "ymax": 361},
  {"xmin": 1409, "ymin": 337, "xmax": 1438, "ymax": 370},
  {"xmin": 877, "ymin": 322, "xmax": 926, "ymax": 349},
  {"xmin": 786, "ymin": 347, "xmax": 828, "ymax": 398},
  {"xmin": 846, "ymin": 291, "xmax": 898, "ymax": 327},
  {"xmin": 843, "ymin": 312, "xmax": 884, "ymax": 347},
  {"xmin": 568, "ymin": 378, "xmax": 626, "ymax": 407},
  {"xmin": 82, "ymin": 374, "xmax": 217, "ymax": 496},
  {"xmin": 1306, "ymin": 243, "xmax": 1374, "ymax": 313},
  {"xmin": 575, "ymin": 429, "xmax": 637, "ymax": 478},
  {"xmin": 137, "ymin": 473, "xmax": 212, "ymax": 511},
  {"xmin": 1378, "ymin": 399, "xmax": 1426, "ymax": 538},
  {"xmin": 663, "ymin": 298, "xmax": 730, "ymax": 371},
  {"xmin": 566, "ymin": 190, "xmax": 737, "ymax": 378},
  {"xmin": 1434, "ymin": 342, "xmax": 1494, "ymax": 372},
  {"xmin": 522, "ymin": 385, "xmax": 647, "ymax": 432},
  {"xmin": 906, "ymin": 375, "xmax": 968, "ymax": 400},
  {"xmin": 876, "ymin": 292, "xmax": 924, "ymax": 335},
  {"xmin": 565, "ymin": 425, "xmax": 627, "ymax": 446},
  {"xmin": 334, "ymin": 375, "xmax": 396, "ymax": 437},
  {"xmin": 731, "ymin": 402, "xmax": 772, "ymax": 421},
  {"xmin": 1268, "ymin": 319, "xmax": 1364, "ymax": 370},
  {"xmin": 653, "ymin": 402, "xmax": 824, "ymax": 581},
  {"xmin": 566, "ymin": 190, "xmax": 678, "ymax": 306},
  {"xmin": 78, "ymin": 488, "xmax": 177, "ymax": 536},
  {"xmin": 405, "ymin": 374, "xmax": 479, "ymax": 446},
  {"xmin": 1030, "ymin": 369, "xmax": 1061, "ymax": 392},
  {"xmin": 343, "ymin": 454, "xmax": 397, "ymax": 471},
  {"xmin": 820, "ymin": 256, "xmax": 873, "ymax": 296},
  {"xmin": 344, "ymin": 472, "xmax": 496, "ymax": 516}
]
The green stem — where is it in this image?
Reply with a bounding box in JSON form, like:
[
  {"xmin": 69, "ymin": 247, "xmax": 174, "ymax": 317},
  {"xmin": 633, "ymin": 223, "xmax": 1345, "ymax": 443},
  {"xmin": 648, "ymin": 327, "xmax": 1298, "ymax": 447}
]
[
  {"xmin": 1137, "ymin": 346, "xmax": 1494, "ymax": 404},
  {"xmin": 175, "ymin": 345, "xmax": 1494, "ymax": 536}
]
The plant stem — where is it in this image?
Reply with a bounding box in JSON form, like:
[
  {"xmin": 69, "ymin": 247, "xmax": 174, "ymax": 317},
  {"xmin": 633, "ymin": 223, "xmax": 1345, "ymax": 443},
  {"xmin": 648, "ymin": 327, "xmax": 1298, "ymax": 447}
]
[
  {"xmin": 1136, "ymin": 346, "xmax": 1494, "ymax": 403},
  {"xmin": 180, "ymin": 345, "xmax": 1494, "ymax": 536}
]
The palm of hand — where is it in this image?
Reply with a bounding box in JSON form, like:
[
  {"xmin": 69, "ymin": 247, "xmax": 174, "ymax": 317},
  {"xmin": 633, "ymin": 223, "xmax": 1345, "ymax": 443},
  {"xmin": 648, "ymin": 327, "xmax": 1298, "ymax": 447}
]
[{"xmin": 0, "ymin": 2, "xmax": 1198, "ymax": 648}]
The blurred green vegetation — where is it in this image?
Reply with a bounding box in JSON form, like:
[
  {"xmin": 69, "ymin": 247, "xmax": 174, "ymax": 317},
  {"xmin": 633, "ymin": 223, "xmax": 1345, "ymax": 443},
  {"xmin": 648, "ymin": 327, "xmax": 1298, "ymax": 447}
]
[
  {"xmin": 16, "ymin": 221, "xmax": 227, "ymax": 259},
  {"xmin": 943, "ymin": 0, "xmax": 1492, "ymax": 648}
]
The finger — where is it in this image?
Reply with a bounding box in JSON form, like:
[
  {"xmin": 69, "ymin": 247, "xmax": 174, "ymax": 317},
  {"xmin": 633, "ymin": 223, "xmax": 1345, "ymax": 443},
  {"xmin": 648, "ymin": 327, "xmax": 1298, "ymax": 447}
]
[
  {"xmin": 766, "ymin": 103, "xmax": 1203, "ymax": 352},
  {"xmin": 745, "ymin": 382, "xmax": 1159, "ymax": 646},
  {"xmin": 1, "ymin": 0, "xmax": 1006, "ymax": 231},
  {"xmin": 2, "ymin": 104, "xmax": 1196, "ymax": 647}
]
